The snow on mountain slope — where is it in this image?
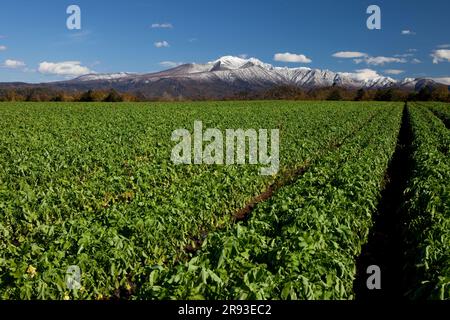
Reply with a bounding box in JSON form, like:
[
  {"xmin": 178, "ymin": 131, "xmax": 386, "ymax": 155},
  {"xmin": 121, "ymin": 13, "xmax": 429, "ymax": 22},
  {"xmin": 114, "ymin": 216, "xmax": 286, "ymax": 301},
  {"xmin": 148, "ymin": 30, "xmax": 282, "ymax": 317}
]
[
  {"xmin": 398, "ymin": 78, "xmax": 440, "ymax": 91},
  {"xmin": 199, "ymin": 65, "xmax": 279, "ymax": 85},
  {"xmin": 208, "ymin": 56, "xmax": 274, "ymax": 71},
  {"xmin": 74, "ymin": 72, "xmax": 135, "ymax": 81}
]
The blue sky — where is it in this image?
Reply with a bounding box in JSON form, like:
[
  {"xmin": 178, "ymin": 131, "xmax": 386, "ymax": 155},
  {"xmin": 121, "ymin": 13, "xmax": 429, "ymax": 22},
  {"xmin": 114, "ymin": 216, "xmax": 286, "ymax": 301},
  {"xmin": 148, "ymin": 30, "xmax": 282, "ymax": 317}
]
[{"xmin": 0, "ymin": 0, "xmax": 449, "ymax": 83}]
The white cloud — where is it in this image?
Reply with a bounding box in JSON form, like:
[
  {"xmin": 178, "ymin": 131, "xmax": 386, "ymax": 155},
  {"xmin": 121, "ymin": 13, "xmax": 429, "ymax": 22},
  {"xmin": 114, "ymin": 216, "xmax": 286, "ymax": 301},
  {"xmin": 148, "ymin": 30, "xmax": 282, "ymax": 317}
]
[
  {"xmin": 151, "ymin": 23, "xmax": 173, "ymax": 29},
  {"xmin": 384, "ymin": 69, "xmax": 404, "ymax": 75},
  {"xmin": 353, "ymin": 69, "xmax": 381, "ymax": 81},
  {"xmin": 431, "ymin": 49, "xmax": 450, "ymax": 64},
  {"xmin": 432, "ymin": 77, "xmax": 450, "ymax": 85},
  {"xmin": 407, "ymin": 48, "xmax": 418, "ymax": 52},
  {"xmin": 0, "ymin": 45, "xmax": 6, "ymax": 51},
  {"xmin": 362, "ymin": 56, "xmax": 407, "ymax": 65},
  {"xmin": 38, "ymin": 61, "xmax": 92, "ymax": 77},
  {"xmin": 3, "ymin": 59, "xmax": 25, "ymax": 68},
  {"xmin": 159, "ymin": 61, "xmax": 183, "ymax": 68},
  {"xmin": 411, "ymin": 58, "xmax": 422, "ymax": 64},
  {"xmin": 342, "ymin": 69, "xmax": 382, "ymax": 81},
  {"xmin": 437, "ymin": 44, "xmax": 450, "ymax": 48},
  {"xmin": 154, "ymin": 40, "xmax": 170, "ymax": 48},
  {"xmin": 332, "ymin": 51, "xmax": 367, "ymax": 58},
  {"xmin": 274, "ymin": 52, "xmax": 312, "ymax": 63},
  {"xmin": 401, "ymin": 30, "xmax": 416, "ymax": 35}
]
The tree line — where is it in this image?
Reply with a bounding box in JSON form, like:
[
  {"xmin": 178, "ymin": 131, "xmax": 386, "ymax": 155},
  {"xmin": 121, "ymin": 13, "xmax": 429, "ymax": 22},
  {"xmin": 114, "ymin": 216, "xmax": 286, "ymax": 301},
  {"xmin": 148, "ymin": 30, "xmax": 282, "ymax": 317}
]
[
  {"xmin": 0, "ymin": 88, "xmax": 138, "ymax": 102},
  {"xmin": 0, "ymin": 84, "xmax": 449, "ymax": 102},
  {"xmin": 233, "ymin": 84, "xmax": 450, "ymax": 102}
]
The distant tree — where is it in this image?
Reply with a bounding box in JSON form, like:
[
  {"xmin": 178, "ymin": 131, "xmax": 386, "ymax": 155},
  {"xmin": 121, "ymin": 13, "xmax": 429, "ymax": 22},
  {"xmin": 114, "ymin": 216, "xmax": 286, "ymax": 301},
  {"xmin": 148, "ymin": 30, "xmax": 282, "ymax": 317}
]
[
  {"xmin": 407, "ymin": 91, "xmax": 417, "ymax": 101},
  {"xmin": 5, "ymin": 90, "xmax": 24, "ymax": 101},
  {"xmin": 51, "ymin": 93, "xmax": 68, "ymax": 102},
  {"xmin": 79, "ymin": 90, "xmax": 95, "ymax": 102},
  {"xmin": 103, "ymin": 89, "xmax": 123, "ymax": 102},
  {"xmin": 25, "ymin": 88, "xmax": 53, "ymax": 102},
  {"xmin": 417, "ymin": 86, "xmax": 433, "ymax": 101},
  {"xmin": 78, "ymin": 90, "xmax": 106, "ymax": 102},
  {"xmin": 374, "ymin": 89, "xmax": 393, "ymax": 101},
  {"xmin": 431, "ymin": 85, "xmax": 449, "ymax": 102},
  {"xmin": 262, "ymin": 86, "xmax": 307, "ymax": 100},
  {"xmin": 121, "ymin": 93, "xmax": 139, "ymax": 102},
  {"xmin": 326, "ymin": 88, "xmax": 343, "ymax": 101},
  {"xmin": 354, "ymin": 88, "xmax": 367, "ymax": 101},
  {"xmin": 391, "ymin": 89, "xmax": 409, "ymax": 101}
]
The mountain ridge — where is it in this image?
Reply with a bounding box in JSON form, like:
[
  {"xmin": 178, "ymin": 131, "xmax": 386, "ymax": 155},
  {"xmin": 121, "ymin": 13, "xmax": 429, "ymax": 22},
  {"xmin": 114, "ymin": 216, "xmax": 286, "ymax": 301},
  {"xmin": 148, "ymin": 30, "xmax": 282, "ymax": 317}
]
[{"xmin": 1, "ymin": 56, "xmax": 447, "ymax": 99}]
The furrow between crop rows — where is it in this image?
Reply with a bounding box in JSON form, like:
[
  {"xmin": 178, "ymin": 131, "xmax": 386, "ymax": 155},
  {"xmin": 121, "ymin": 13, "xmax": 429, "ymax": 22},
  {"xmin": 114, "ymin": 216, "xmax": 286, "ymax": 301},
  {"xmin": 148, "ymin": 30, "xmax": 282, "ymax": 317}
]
[{"xmin": 353, "ymin": 103, "xmax": 413, "ymax": 300}]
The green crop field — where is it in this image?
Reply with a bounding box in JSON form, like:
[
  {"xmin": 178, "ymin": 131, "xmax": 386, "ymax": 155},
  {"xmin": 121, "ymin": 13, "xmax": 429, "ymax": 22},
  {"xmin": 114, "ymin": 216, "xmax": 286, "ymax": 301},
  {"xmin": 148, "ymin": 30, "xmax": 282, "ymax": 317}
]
[{"xmin": 0, "ymin": 101, "xmax": 448, "ymax": 300}]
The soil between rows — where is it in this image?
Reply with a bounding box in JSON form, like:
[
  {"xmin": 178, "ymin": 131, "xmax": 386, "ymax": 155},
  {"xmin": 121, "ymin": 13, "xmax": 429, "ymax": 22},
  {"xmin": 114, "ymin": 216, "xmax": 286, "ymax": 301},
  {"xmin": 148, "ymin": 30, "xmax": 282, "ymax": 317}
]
[{"xmin": 353, "ymin": 104, "xmax": 414, "ymax": 300}]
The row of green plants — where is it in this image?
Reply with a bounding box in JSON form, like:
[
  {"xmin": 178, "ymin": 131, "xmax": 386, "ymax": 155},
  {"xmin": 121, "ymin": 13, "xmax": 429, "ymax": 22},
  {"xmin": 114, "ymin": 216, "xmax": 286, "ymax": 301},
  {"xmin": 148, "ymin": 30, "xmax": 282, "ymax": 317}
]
[
  {"xmin": 138, "ymin": 104, "xmax": 403, "ymax": 299},
  {"xmin": 0, "ymin": 101, "xmax": 384, "ymax": 299},
  {"xmin": 425, "ymin": 102, "xmax": 450, "ymax": 128},
  {"xmin": 402, "ymin": 103, "xmax": 449, "ymax": 299}
]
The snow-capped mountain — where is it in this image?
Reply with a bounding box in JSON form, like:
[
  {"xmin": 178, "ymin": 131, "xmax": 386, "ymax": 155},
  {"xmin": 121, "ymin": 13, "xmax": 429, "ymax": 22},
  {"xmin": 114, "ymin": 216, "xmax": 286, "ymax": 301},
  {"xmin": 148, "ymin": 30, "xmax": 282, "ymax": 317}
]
[
  {"xmin": 3, "ymin": 56, "xmax": 446, "ymax": 99},
  {"xmin": 397, "ymin": 77, "xmax": 442, "ymax": 91},
  {"xmin": 68, "ymin": 55, "xmax": 401, "ymax": 90}
]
